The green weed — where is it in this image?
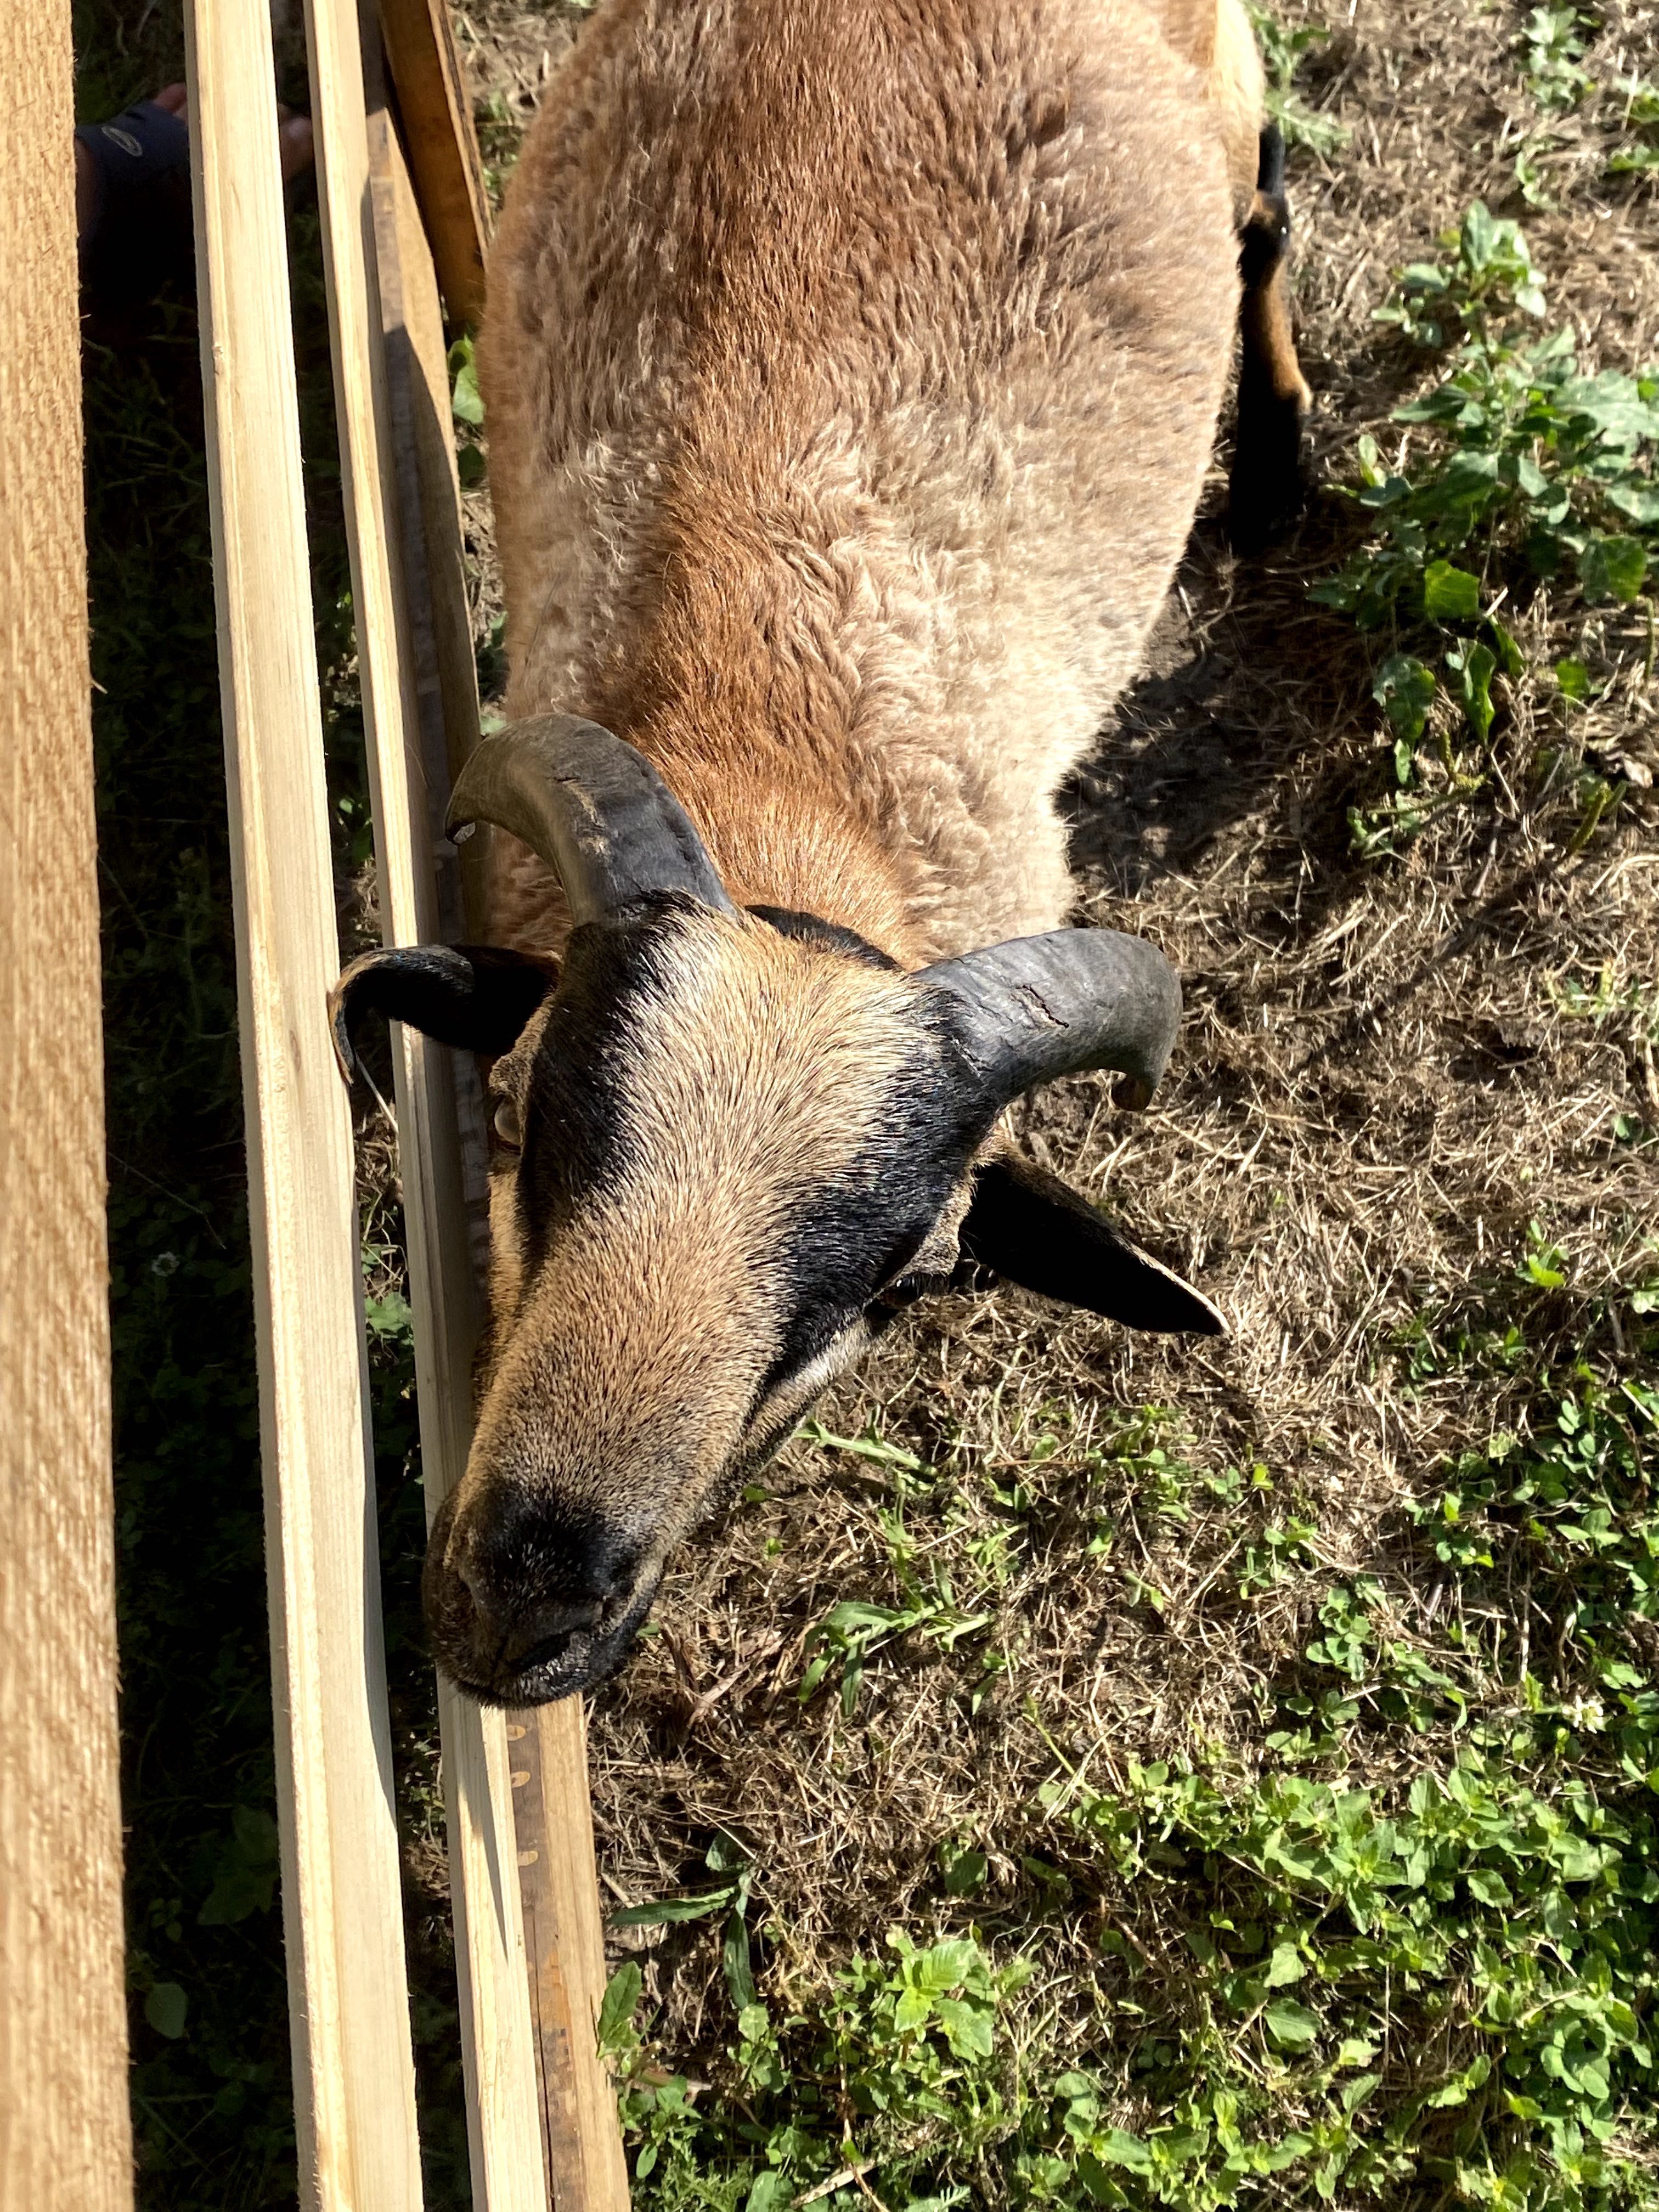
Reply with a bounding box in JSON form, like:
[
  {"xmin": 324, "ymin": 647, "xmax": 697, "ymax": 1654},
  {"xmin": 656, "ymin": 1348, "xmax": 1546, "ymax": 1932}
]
[
  {"xmin": 607, "ymin": 1929, "xmax": 1029, "ymax": 2209},
  {"xmin": 799, "ymin": 1504, "xmax": 1001, "ymax": 1717},
  {"xmin": 1248, "ymin": 4, "xmax": 1350, "ymax": 159},
  {"xmin": 1314, "ymin": 204, "xmax": 1658, "ymax": 857},
  {"xmin": 1606, "ymin": 75, "xmax": 1659, "ymax": 174},
  {"xmin": 1519, "ymin": 7, "xmax": 1595, "ymax": 112}
]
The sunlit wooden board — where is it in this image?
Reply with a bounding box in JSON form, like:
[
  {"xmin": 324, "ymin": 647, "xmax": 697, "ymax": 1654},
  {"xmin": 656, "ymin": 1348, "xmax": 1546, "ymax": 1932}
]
[
  {"xmin": 0, "ymin": 3, "xmax": 132, "ymax": 2203},
  {"xmin": 183, "ymin": 0, "xmax": 426, "ymax": 2198}
]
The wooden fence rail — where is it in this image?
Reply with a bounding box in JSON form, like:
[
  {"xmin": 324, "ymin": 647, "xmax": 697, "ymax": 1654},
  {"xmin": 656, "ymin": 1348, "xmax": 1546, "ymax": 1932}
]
[{"xmin": 185, "ymin": 0, "xmax": 427, "ymax": 2196}]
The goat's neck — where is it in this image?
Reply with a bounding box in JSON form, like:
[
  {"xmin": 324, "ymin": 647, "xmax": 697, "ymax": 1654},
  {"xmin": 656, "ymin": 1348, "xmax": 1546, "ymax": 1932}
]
[
  {"xmin": 637, "ymin": 722, "xmax": 921, "ymax": 966},
  {"xmin": 589, "ymin": 492, "xmax": 926, "ymax": 962}
]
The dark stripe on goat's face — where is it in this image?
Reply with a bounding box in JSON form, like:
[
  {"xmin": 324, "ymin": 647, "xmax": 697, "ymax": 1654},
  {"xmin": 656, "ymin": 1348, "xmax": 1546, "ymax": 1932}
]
[
  {"xmin": 433, "ymin": 899, "xmax": 997, "ymax": 1707},
  {"xmin": 749, "ymin": 1041, "xmax": 988, "ymax": 1401},
  {"xmin": 507, "ymin": 908, "xmax": 688, "ymax": 1278}
]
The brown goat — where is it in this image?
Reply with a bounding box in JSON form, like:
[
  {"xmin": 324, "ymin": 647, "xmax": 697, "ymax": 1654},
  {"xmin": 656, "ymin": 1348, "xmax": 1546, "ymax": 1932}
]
[{"xmin": 334, "ymin": 0, "xmax": 1310, "ymax": 1705}]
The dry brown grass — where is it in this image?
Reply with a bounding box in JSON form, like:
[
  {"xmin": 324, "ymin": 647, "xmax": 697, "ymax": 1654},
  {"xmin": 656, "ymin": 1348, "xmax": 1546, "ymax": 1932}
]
[{"xmin": 397, "ymin": 0, "xmax": 1659, "ymax": 2182}]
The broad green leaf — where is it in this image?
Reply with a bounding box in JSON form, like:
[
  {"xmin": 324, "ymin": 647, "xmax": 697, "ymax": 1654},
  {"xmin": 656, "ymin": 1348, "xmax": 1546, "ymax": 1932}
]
[
  {"xmin": 1606, "ymin": 481, "xmax": 1659, "ymax": 525},
  {"xmin": 1423, "ymin": 560, "xmax": 1482, "ymax": 619},
  {"xmin": 145, "ymin": 1982, "xmax": 189, "ymax": 2040},
  {"xmin": 1462, "ymin": 201, "xmax": 1497, "ymax": 272},
  {"xmin": 743, "ymin": 2171, "xmax": 791, "ymax": 2212},
  {"xmin": 1559, "ymin": 372, "xmax": 1659, "ymax": 441},
  {"xmin": 1336, "ymin": 2035, "xmax": 1380, "ymax": 2068},
  {"xmin": 1259, "ymin": 2131, "xmax": 1316, "ymax": 2171},
  {"xmin": 1580, "ymin": 534, "xmax": 1647, "ymax": 603},
  {"xmin": 1264, "ymin": 1997, "xmax": 1321, "ymax": 2049},
  {"xmin": 1264, "ymin": 1940, "xmax": 1306, "ymax": 1988},
  {"xmin": 940, "ymin": 1844, "xmax": 987, "ymax": 1896},
  {"xmin": 1091, "ymin": 2128, "xmax": 1155, "ymax": 2174},
  {"xmin": 723, "ymin": 1908, "xmax": 757, "ymax": 2011},
  {"xmin": 363, "ymin": 1288, "xmax": 413, "ymax": 1344},
  {"xmin": 1466, "ymin": 1866, "xmax": 1514, "ymax": 1906},
  {"xmin": 1553, "ymin": 1839, "xmax": 1609, "ymax": 1880},
  {"xmin": 1374, "ymin": 653, "xmax": 1437, "ymax": 741},
  {"xmin": 1555, "ymin": 657, "xmax": 1592, "ymax": 699},
  {"xmin": 1437, "ymin": 450, "xmax": 1503, "ymax": 494},
  {"xmin": 595, "ymin": 1962, "xmax": 642, "ymax": 2057},
  {"xmin": 916, "ymin": 1938, "xmax": 980, "ymax": 1990},
  {"xmin": 1447, "ymin": 640, "xmax": 1498, "ymax": 743},
  {"xmin": 198, "ymin": 1807, "xmax": 280, "ymax": 1926},
  {"xmin": 1486, "ymin": 614, "xmax": 1526, "ymax": 678},
  {"xmin": 1342, "ymin": 2072, "xmax": 1382, "ymax": 2113},
  {"xmin": 933, "ymin": 1993, "xmax": 995, "ymax": 2059},
  {"xmin": 1426, "ymin": 2053, "xmax": 1492, "ymax": 2108},
  {"xmin": 449, "ymin": 338, "xmax": 484, "ymax": 426}
]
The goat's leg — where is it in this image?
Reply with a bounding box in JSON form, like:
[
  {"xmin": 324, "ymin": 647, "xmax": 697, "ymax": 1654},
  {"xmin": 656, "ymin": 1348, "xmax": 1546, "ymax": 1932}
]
[{"xmin": 1227, "ymin": 123, "xmax": 1311, "ymax": 552}]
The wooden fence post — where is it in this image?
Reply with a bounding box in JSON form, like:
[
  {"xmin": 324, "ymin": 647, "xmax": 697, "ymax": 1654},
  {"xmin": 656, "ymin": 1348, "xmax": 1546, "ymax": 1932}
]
[
  {"xmin": 183, "ymin": 0, "xmax": 426, "ymax": 2197},
  {"xmin": 0, "ymin": 7, "xmax": 133, "ymax": 2207},
  {"xmin": 376, "ymin": 0, "xmax": 492, "ymax": 328}
]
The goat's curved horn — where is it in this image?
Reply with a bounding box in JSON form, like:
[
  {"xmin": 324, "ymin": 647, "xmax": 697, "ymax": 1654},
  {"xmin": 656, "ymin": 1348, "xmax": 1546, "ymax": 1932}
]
[
  {"xmin": 923, "ymin": 929, "xmax": 1182, "ymax": 1111},
  {"xmin": 444, "ymin": 713, "xmax": 736, "ymax": 923}
]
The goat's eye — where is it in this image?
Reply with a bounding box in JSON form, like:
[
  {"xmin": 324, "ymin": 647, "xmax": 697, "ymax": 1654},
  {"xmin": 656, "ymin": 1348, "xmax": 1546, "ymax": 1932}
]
[{"xmin": 492, "ymin": 1097, "xmax": 523, "ymax": 1148}]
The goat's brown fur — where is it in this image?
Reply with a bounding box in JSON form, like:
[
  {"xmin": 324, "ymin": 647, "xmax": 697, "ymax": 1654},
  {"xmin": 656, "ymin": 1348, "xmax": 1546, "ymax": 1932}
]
[{"xmin": 480, "ymin": 0, "xmax": 1262, "ymax": 967}]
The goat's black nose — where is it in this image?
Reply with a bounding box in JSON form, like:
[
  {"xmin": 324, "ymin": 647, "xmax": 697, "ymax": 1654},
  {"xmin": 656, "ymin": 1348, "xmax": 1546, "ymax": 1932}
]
[
  {"xmin": 422, "ymin": 1483, "xmax": 661, "ymax": 1705},
  {"xmin": 451, "ymin": 1488, "xmax": 644, "ymax": 1640}
]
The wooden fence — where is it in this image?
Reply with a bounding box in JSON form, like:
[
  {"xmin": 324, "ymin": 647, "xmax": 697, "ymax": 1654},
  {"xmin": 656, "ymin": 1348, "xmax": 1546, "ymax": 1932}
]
[{"xmin": 0, "ymin": 0, "xmax": 628, "ymax": 2202}]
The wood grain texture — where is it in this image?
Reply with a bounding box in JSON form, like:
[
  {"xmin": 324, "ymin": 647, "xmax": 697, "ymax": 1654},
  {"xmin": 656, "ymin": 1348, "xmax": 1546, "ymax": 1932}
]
[
  {"xmin": 361, "ymin": 74, "xmax": 552, "ymax": 2211},
  {"xmin": 183, "ymin": 0, "xmax": 425, "ymax": 2198},
  {"xmin": 377, "ymin": 0, "xmax": 491, "ymax": 326},
  {"xmin": 0, "ymin": 8, "xmax": 133, "ymax": 2207},
  {"xmin": 512, "ymin": 1704, "xmax": 634, "ymax": 2210}
]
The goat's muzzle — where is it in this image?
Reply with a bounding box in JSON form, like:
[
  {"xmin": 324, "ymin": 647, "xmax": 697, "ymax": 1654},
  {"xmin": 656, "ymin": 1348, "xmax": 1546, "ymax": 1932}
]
[{"xmin": 423, "ymin": 1483, "xmax": 660, "ymax": 1705}]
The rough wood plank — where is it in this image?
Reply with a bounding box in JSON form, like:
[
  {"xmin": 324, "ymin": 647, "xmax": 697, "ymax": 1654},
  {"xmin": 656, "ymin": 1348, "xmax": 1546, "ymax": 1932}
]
[
  {"xmin": 0, "ymin": 7, "xmax": 132, "ymax": 2205},
  {"xmin": 183, "ymin": 0, "xmax": 425, "ymax": 2199},
  {"xmin": 512, "ymin": 1704, "xmax": 635, "ymax": 2210},
  {"xmin": 377, "ymin": 0, "xmax": 491, "ymax": 326},
  {"xmin": 363, "ymin": 76, "xmax": 552, "ymax": 2212}
]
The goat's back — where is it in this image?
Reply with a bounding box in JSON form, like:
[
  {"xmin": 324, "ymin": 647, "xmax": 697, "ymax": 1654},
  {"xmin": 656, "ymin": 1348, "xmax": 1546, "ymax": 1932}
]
[{"xmin": 482, "ymin": 0, "xmax": 1239, "ymax": 958}]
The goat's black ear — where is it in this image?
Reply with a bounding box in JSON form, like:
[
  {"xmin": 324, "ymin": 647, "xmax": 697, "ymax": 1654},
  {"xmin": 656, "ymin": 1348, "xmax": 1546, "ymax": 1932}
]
[
  {"xmin": 330, "ymin": 944, "xmax": 559, "ymax": 1084},
  {"xmin": 960, "ymin": 1154, "xmax": 1224, "ymax": 1334}
]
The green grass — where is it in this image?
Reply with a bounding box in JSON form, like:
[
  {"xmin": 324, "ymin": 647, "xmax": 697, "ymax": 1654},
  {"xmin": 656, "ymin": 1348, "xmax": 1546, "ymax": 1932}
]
[{"xmin": 600, "ymin": 1246, "xmax": 1659, "ymax": 2212}]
